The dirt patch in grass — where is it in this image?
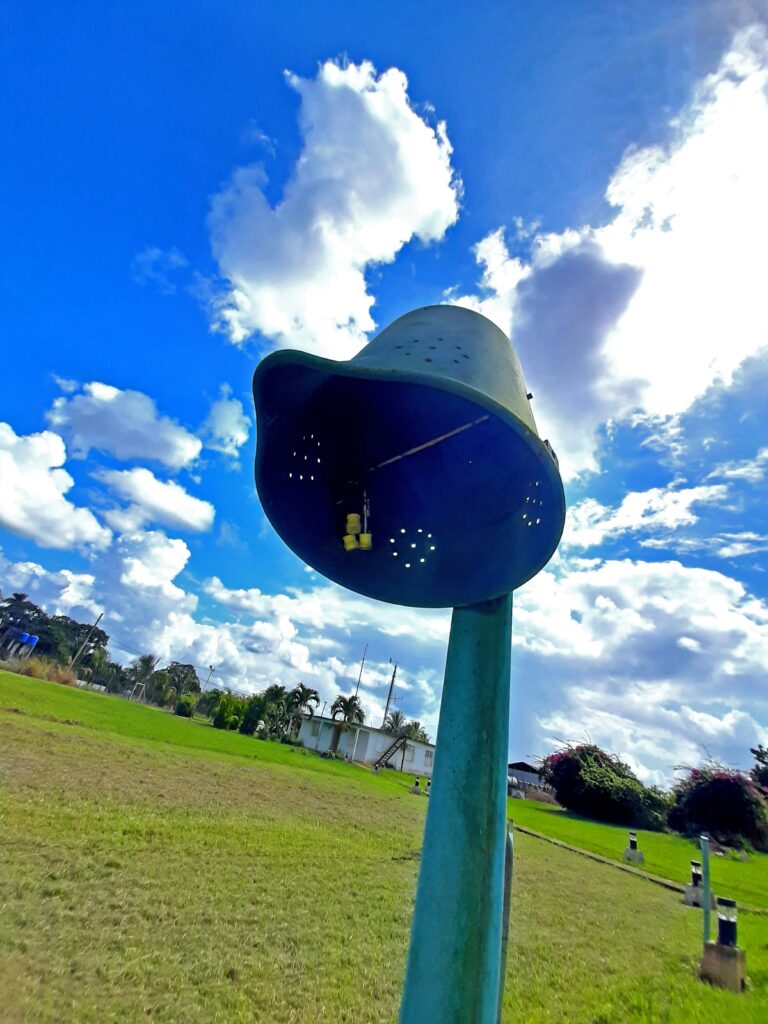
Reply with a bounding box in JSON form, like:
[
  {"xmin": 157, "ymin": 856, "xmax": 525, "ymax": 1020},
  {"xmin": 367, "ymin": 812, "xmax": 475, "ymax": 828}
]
[{"xmin": 0, "ymin": 712, "xmax": 423, "ymax": 837}]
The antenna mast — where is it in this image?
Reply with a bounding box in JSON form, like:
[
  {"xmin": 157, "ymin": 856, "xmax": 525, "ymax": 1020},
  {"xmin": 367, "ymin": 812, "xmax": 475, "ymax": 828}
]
[{"xmin": 382, "ymin": 660, "xmax": 398, "ymax": 727}]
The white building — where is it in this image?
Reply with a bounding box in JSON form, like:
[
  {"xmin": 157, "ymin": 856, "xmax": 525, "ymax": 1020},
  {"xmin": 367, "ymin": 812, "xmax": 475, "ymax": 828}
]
[
  {"xmin": 297, "ymin": 715, "xmax": 435, "ymax": 777},
  {"xmin": 508, "ymin": 760, "xmax": 542, "ymax": 786}
]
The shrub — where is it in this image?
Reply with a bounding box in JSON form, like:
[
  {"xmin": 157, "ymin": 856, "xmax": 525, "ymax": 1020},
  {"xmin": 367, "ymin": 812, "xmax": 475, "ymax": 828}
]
[
  {"xmin": 50, "ymin": 665, "xmax": 77, "ymax": 686},
  {"xmin": 669, "ymin": 764, "xmax": 768, "ymax": 851},
  {"xmin": 212, "ymin": 693, "xmax": 246, "ymax": 731},
  {"xmin": 239, "ymin": 696, "xmax": 266, "ymax": 736},
  {"xmin": 540, "ymin": 744, "xmax": 670, "ymax": 830},
  {"xmin": 5, "ymin": 656, "xmax": 77, "ymax": 686},
  {"xmin": 174, "ymin": 693, "xmax": 196, "ymax": 718},
  {"xmin": 279, "ymin": 734, "xmax": 304, "ymax": 747},
  {"xmin": 19, "ymin": 656, "xmax": 52, "ymax": 679}
]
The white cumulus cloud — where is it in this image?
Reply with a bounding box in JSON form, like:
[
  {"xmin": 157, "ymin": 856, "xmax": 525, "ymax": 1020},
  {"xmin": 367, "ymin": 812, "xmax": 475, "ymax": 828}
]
[
  {"xmin": 564, "ymin": 481, "xmax": 729, "ymax": 549},
  {"xmin": 0, "ymin": 423, "xmax": 111, "ymax": 552},
  {"xmin": 707, "ymin": 447, "xmax": 768, "ymax": 483},
  {"xmin": 452, "ymin": 27, "xmax": 768, "ymax": 478},
  {"xmin": 98, "ymin": 467, "xmax": 215, "ymax": 533},
  {"xmin": 203, "ymin": 575, "xmax": 450, "ymax": 647},
  {"xmin": 200, "ymin": 384, "xmax": 251, "ymax": 458},
  {"xmin": 208, "ymin": 58, "xmax": 460, "ymax": 357},
  {"xmin": 0, "ymin": 550, "xmax": 99, "ymax": 619},
  {"xmin": 511, "ymin": 554, "xmax": 768, "ymax": 780},
  {"xmin": 47, "ymin": 382, "xmax": 202, "ymax": 470}
]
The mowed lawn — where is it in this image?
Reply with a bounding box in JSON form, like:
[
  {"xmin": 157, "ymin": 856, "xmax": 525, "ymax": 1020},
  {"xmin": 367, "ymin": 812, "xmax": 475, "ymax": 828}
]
[
  {"xmin": 508, "ymin": 798, "xmax": 768, "ymax": 909},
  {"xmin": 2, "ymin": 671, "xmax": 768, "ymax": 1023}
]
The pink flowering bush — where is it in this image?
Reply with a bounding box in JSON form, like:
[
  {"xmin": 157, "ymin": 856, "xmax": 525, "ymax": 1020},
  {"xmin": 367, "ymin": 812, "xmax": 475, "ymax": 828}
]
[
  {"xmin": 668, "ymin": 763, "xmax": 768, "ymax": 850},
  {"xmin": 540, "ymin": 744, "xmax": 669, "ymax": 830}
]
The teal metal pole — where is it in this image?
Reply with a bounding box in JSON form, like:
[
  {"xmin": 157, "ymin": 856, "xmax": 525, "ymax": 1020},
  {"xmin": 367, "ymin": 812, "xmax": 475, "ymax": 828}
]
[
  {"xmin": 700, "ymin": 835, "xmax": 711, "ymax": 943},
  {"xmin": 497, "ymin": 824, "xmax": 514, "ymax": 1024},
  {"xmin": 399, "ymin": 593, "xmax": 513, "ymax": 1024}
]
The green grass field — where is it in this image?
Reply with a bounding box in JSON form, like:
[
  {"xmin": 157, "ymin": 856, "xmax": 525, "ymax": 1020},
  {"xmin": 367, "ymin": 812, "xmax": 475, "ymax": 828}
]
[
  {"xmin": 2, "ymin": 669, "xmax": 768, "ymax": 1022},
  {"xmin": 507, "ymin": 798, "xmax": 768, "ymax": 909}
]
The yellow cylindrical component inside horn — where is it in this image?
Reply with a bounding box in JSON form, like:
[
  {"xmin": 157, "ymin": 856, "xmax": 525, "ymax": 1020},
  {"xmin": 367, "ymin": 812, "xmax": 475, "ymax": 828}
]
[
  {"xmin": 346, "ymin": 513, "xmax": 362, "ymax": 535},
  {"xmin": 359, "ymin": 533, "xmax": 372, "ymax": 550},
  {"xmin": 343, "ymin": 534, "xmax": 359, "ymax": 552}
]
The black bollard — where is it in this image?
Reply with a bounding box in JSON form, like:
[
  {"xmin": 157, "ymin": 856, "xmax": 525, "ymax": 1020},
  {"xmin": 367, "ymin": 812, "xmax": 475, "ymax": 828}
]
[
  {"xmin": 717, "ymin": 898, "xmax": 737, "ymax": 947},
  {"xmin": 691, "ymin": 860, "xmax": 702, "ymax": 888}
]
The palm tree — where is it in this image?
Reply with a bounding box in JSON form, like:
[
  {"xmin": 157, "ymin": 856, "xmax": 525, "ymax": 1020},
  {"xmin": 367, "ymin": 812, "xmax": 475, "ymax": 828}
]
[
  {"xmin": 392, "ymin": 718, "xmax": 431, "ymax": 770},
  {"xmin": 198, "ymin": 687, "xmax": 225, "ymax": 718},
  {"xmin": 384, "ymin": 709, "xmax": 408, "ymax": 736},
  {"xmin": 329, "ymin": 694, "xmax": 365, "ymax": 752},
  {"xmin": 88, "ymin": 645, "xmax": 110, "ymax": 677},
  {"xmin": 261, "ymin": 684, "xmax": 289, "ymax": 736},
  {"xmin": 262, "ymin": 683, "xmax": 287, "ymax": 708},
  {"xmin": 146, "ymin": 669, "xmax": 172, "ymax": 706},
  {"xmin": 403, "ymin": 719, "xmax": 430, "ymax": 743},
  {"xmin": 127, "ymin": 653, "xmax": 157, "ymax": 683},
  {"xmin": 124, "ymin": 654, "xmax": 157, "ymax": 697},
  {"xmin": 286, "ymin": 683, "xmax": 320, "ymax": 735}
]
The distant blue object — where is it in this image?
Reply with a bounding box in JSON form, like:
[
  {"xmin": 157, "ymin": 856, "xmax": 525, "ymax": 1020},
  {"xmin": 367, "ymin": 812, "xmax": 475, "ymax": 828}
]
[
  {"xmin": 19, "ymin": 632, "xmax": 29, "ymax": 644},
  {"xmin": 253, "ymin": 305, "xmax": 565, "ymax": 608},
  {"xmin": 28, "ymin": 635, "xmax": 39, "ymax": 647}
]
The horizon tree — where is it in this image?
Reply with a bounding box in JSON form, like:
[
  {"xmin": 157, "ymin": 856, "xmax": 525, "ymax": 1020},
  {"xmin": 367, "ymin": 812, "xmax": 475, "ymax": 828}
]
[
  {"xmin": 146, "ymin": 669, "xmax": 172, "ymax": 706},
  {"xmin": 383, "ymin": 709, "xmax": 408, "ymax": 737},
  {"xmin": 166, "ymin": 661, "xmax": 200, "ymax": 695},
  {"xmin": 0, "ymin": 592, "xmax": 47, "ymax": 630},
  {"xmin": 212, "ymin": 692, "xmax": 247, "ymax": 731},
  {"xmin": 286, "ymin": 683, "xmax": 320, "ymax": 735},
  {"xmin": 403, "ymin": 720, "xmax": 430, "ymax": 743},
  {"xmin": 198, "ymin": 687, "xmax": 225, "ymax": 718},
  {"xmin": 261, "ymin": 684, "xmax": 289, "ymax": 736},
  {"xmin": 239, "ymin": 693, "xmax": 267, "ymax": 735},
  {"xmin": 329, "ymin": 694, "xmax": 365, "ymax": 752},
  {"xmin": 126, "ymin": 654, "xmax": 157, "ymax": 695},
  {"xmin": 751, "ymin": 745, "xmax": 768, "ymax": 789}
]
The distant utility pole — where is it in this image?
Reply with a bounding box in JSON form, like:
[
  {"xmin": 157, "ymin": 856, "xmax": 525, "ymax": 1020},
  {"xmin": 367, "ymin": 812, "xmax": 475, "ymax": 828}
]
[
  {"xmin": 68, "ymin": 612, "xmax": 104, "ymax": 672},
  {"xmin": 203, "ymin": 665, "xmax": 215, "ymax": 690},
  {"xmin": 382, "ymin": 660, "xmax": 398, "ymax": 727},
  {"xmin": 354, "ymin": 643, "xmax": 368, "ymax": 698}
]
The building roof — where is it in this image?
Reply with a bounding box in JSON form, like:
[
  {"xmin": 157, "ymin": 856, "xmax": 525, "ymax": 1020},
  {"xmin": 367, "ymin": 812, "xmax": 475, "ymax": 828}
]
[{"xmin": 508, "ymin": 760, "xmax": 539, "ymax": 774}]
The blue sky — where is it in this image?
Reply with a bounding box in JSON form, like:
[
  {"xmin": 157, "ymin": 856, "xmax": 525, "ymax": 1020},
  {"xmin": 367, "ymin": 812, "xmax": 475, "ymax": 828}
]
[{"xmin": 2, "ymin": 2, "xmax": 767, "ymax": 783}]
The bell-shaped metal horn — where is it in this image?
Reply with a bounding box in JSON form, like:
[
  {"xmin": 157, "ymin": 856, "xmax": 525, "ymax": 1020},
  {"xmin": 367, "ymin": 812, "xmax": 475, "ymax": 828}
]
[{"xmin": 253, "ymin": 304, "xmax": 565, "ymax": 608}]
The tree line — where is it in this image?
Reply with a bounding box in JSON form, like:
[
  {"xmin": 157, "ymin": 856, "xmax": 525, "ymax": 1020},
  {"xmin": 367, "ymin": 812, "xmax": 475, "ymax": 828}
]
[
  {"xmin": 188, "ymin": 686, "xmax": 430, "ymax": 749},
  {"xmin": 0, "ymin": 592, "xmax": 203, "ymax": 704},
  {"xmin": 1, "ymin": 590, "xmax": 431, "ymax": 748}
]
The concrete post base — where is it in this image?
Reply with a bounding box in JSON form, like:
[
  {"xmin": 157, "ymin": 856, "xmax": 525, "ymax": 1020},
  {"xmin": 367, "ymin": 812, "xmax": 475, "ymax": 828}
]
[
  {"xmin": 684, "ymin": 884, "xmax": 716, "ymax": 909},
  {"xmin": 700, "ymin": 942, "xmax": 745, "ymax": 993},
  {"xmin": 623, "ymin": 848, "xmax": 644, "ymax": 864}
]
